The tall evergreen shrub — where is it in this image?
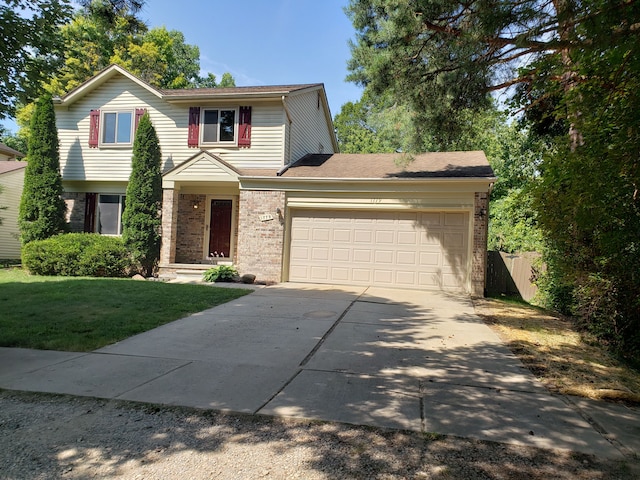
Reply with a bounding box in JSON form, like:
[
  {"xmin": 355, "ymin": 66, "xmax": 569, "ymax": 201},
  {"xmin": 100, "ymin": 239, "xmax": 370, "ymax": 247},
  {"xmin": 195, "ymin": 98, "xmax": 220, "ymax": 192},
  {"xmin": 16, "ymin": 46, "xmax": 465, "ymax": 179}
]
[
  {"xmin": 19, "ymin": 94, "xmax": 67, "ymax": 244},
  {"xmin": 122, "ymin": 113, "xmax": 162, "ymax": 277}
]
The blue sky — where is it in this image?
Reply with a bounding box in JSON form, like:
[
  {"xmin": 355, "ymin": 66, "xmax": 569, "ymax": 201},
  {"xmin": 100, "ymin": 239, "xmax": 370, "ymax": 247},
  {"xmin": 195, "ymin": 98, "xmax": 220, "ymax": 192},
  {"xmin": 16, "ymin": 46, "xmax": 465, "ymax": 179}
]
[{"xmin": 1, "ymin": 0, "xmax": 363, "ymax": 133}]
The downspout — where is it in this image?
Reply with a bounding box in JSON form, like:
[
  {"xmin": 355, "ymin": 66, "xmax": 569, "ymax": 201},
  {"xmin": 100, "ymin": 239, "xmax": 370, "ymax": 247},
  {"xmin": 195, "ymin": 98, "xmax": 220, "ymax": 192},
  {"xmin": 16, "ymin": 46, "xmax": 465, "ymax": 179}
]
[{"xmin": 282, "ymin": 95, "xmax": 293, "ymax": 165}]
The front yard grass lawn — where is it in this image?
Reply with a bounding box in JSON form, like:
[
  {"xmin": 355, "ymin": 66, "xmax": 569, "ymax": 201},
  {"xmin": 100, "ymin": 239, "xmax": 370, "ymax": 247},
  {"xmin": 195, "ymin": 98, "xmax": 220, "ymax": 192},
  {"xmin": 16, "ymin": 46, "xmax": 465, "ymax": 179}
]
[{"xmin": 0, "ymin": 268, "xmax": 251, "ymax": 352}]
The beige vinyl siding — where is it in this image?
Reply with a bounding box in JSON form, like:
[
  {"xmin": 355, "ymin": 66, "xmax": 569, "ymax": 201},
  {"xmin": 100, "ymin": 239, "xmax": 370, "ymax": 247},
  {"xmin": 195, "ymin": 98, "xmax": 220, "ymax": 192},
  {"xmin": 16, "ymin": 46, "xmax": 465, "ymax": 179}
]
[
  {"xmin": 286, "ymin": 90, "xmax": 335, "ymax": 162},
  {"xmin": 57, "ymin": 77, "xmax": 287, "ymax": 183},
  {"xmin": 0, "ymin": 167, "xmax": 25, "ymax": 258}
]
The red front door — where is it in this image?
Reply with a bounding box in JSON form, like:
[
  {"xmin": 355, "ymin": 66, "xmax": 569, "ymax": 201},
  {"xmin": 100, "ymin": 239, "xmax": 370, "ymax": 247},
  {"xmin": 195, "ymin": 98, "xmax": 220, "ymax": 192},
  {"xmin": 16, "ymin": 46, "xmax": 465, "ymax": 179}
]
[{"xmin": 208, "ymin": 199, "xmax": 232, "ymax": 258}]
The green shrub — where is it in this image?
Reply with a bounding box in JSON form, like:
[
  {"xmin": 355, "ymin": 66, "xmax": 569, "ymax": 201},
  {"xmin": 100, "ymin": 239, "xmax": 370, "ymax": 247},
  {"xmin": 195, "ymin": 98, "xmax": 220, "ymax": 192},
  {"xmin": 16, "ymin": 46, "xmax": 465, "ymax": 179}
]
[
  {"xmin": 22, "ymin": 233, "xmax": 132, "ymax": 277},
  {"xmin": 203, "ymin": 265, "xmax": 238, "ymax": 282}
]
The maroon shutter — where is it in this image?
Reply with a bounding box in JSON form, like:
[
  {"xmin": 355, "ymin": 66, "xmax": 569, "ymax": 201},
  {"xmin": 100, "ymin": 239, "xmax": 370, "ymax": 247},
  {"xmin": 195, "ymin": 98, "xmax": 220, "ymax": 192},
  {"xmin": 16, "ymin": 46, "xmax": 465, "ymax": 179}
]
[
  {"xmin": 188, "ymin": 107, "xmax": 200, "ymax": 147},
  {"xmin": 89, "ymin": 110, "xmax": 100, "ymax": 147},
  {"xmin": 135, "ymin": 108, "xmax": 147, "ymax": 131},
  {"xmin": 238, "ymin": 106, "xmax": 251, "ymax": 147},
  {"xmin": 84, "ymin": 193, "xmax": 97, "ymax": 232}
]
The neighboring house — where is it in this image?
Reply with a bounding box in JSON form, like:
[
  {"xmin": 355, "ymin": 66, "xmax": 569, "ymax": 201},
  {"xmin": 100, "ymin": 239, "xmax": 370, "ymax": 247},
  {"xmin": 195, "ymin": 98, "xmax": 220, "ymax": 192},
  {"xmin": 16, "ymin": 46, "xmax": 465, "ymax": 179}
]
[
  {"xmin": 0, "ymin": 143, "xmax": 24, "ymax": 162},
  {"xmin": 0, "ymin": 160, "xmax": 27, "ymax": 259},
  {"xmin": 54, "ymin": 65, "xmax": 495, "ymax": 295}
]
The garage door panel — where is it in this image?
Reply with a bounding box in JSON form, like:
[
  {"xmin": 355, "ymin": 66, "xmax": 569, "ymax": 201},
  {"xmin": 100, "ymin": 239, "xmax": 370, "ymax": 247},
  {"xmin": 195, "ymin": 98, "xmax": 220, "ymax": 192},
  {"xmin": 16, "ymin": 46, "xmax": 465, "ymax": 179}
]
[
  {"xmin": 375, "ymin": 230, "xmax": 395, "ymax": 244},
  {"xmin": 352, "ymin": 269, "xmax": 372, "ymax": 282},
  {"xmin": 332, "ymin": 248, "xmax": 350, "ymax": 262},
  {"xmin": 397, "ymin": 231, "xmax": 418, "ymax": 245},
  {"xmin": 354, "ymin": 230, "xmax": 373, "ymax": 243},
  {"xmin": 309, "ymin": 265, "xmax": 329, "ymax": 280},
  {"xmin": 333, "ymin": 229, "xmax": 351, "ymax": 242},
  {"xmin": 289, "ymin": 210, "xmax": 469, "ymax": 292},
  {"xmin": 353, "ymin": 249, "xmax": 372, "ymax": 262},
  {"xmin": 374, "ymin": 269, "xmax": 393, "ymax": 283},
  {"xmin": 331, "ymin": 267, "xmax": 350, "ymax": 281},
  {"xmin": 312, "ymin": 229, "xmax": 330, "ymax": 241},
  {"xmin": 444, "ymin": 212, "xmax": 467, "ymax": 226},
  {"xmin": 395, "ymin": 271, "xmax": 417, "ymax": 285},
  {"xmin": 397, "ymin": 251, "xmax": 417, "ymax": 265},
  {"xmin": 374, "ymin": 250, "xmax": 394, "ymax": 264},
  {"xmin": 311, "ymin": 247, "xmax": 329, "ymax": 261},
  {"xmin": 290, "ymin": 246, "xmax": 310, "ymax": 260}
]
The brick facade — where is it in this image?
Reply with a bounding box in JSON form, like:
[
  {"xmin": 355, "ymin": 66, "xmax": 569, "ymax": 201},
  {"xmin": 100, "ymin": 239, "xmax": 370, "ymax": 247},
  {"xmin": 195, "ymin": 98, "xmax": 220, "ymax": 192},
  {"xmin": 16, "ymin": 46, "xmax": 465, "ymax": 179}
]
[
  {"xmin": 472, "ymin": 191, "xmax": 489, "ymax": 297},
  {"xmin": 236, "ymin": 190, "xmax": 286, "ymax": 282},
  {"xmin": 174, "ymin": 193, "xmax": 207, "ymax": 263},
  {"xmin": 62, "ymin": 192, "xmax": 86, "ymax": 232}
]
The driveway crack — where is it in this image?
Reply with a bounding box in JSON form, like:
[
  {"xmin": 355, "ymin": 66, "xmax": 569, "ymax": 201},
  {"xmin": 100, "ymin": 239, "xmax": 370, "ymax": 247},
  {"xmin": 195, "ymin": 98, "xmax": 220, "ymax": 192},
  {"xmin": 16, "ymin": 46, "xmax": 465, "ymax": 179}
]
[{"xmin": 298, "ymin": 288, "xmax": 367, "ymax": 368}]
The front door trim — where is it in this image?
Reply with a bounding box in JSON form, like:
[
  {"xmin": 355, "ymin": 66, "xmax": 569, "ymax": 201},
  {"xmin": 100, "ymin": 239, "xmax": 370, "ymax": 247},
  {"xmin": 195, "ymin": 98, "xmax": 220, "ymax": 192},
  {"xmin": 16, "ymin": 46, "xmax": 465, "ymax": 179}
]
[{"xmin": 203, "ymin": 195, "xmax": 237, "ymax": 262}]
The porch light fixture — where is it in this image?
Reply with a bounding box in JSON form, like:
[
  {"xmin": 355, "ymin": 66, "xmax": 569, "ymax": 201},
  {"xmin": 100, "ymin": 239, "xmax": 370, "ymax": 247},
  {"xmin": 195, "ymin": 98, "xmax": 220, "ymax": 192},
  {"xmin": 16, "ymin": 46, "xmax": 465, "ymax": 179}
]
[
  {"xmin": 478, "ymin": 207, "xmax": 487, "ymax": 218},
  {"xmin": 192, "ymin": 199, "xmax": 200, "ymax": 209}
]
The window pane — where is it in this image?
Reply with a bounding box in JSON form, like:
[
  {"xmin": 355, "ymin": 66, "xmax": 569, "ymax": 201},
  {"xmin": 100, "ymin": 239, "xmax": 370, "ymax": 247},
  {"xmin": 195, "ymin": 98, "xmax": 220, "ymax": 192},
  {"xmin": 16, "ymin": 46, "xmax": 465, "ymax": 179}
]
[
  {"xmin": 116, "ymin": 112, "xmax": 132, "ymax": 143},
  {"xmin": 103, "ymin": 113, "xmax": 116, "ymax": 143},
  {"xmin": 219, "ymin": 110, "xmax": 235, "ymax": 142},
  {"xmin": 98, "ymin": 195, "xmax": 120, "ymax": 235},
  {"xmin": 202, "ymin": 110, "xmax": 218, "ymax": 143}
]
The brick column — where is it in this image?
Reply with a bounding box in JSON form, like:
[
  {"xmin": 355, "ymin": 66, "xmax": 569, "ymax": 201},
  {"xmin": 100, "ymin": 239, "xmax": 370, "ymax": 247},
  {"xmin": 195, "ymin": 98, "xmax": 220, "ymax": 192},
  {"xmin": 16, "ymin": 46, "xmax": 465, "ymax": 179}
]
[
  {"xmin": 471, "ymin": 192, "xmax": 489, "ymax": 297},
  {"xmin": 236, "ymin": 190, "xmax": 286, "ymax": 282},
  {"xmin": 160, "ymin": 188, "xmax": 178, "ymax": 266}
]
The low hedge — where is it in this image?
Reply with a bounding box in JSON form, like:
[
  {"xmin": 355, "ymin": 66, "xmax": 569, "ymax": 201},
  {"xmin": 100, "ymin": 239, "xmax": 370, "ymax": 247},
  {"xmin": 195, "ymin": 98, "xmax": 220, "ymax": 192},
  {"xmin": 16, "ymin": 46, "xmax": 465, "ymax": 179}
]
[{"xmin": 22, "ymin": 233, "xmax": 133, "ymax": 277}]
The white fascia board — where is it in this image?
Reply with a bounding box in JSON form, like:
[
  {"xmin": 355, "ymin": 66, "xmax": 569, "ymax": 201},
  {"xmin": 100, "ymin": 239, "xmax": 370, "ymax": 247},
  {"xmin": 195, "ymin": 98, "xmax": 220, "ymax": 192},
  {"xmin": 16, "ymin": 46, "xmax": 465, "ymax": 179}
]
[
  {"xmin": 54, "ymin": 65, "xmax": 163, "ymax": 107},
  {"xmin": 238, "ymin": 176, "xmax": 497, "ymax": 193}
]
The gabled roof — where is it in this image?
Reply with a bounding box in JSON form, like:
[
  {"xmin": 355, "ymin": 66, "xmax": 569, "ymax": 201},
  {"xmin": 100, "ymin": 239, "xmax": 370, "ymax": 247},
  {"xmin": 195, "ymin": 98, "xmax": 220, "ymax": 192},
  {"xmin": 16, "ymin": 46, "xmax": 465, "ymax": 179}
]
[
  {"xmin": 54, "ymin": 64, "xmax": 326, "ymax": 107},
  {"xmin": 0, "ymin": 143, "xmax": 25, "ymax": 159},
  {"xmin": 279, "ymin": 152, "xmax": 495, "ymax": 179},
  {"xmin": 0, "ymin": 160, "xmax": 27, "ymax": 175},
  {"xmin": 163, "ymin": 150, "xmax": 242, "ymax": 183},
  {"xmin": 54, "ymin": 65, "xmax": 163, "ymax": 107}
]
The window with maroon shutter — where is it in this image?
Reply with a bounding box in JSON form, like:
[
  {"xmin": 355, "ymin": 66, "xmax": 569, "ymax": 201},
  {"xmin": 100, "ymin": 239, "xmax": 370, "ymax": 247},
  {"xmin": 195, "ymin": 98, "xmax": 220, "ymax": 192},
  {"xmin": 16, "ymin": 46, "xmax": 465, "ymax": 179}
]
[
  {"xmin": 134, "ymin": 108, "xmax": 147, "ymax": 131},
  {"xmin": 84, "ymin": 193, "xmax": 97, "ymax": 232},
  {"xmin": 238, "ymin": 106, "xmax": 252, "ymax": 147},
  {"xmin": 188, "ymin": 107, "xmax": 200, "ymax": 147},
  {"xmin": 89, "ymin": 110, "xmax": 100, "ymax": 147}
]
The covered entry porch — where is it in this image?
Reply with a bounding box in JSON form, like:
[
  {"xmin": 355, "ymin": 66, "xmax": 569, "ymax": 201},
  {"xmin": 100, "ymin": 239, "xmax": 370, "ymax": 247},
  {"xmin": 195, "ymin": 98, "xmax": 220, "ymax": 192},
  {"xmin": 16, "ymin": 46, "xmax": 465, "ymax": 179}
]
[{"xmin": 159, "ymin": 151, "xmax": 242, "ymax": 278}]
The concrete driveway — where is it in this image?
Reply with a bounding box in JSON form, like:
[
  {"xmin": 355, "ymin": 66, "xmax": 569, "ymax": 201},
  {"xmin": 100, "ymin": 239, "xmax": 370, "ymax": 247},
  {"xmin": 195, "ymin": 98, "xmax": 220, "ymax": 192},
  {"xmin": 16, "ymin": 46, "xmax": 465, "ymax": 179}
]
[{"xmin": 0, "ymin": 283, "xmax": 624, "ymax": 457}]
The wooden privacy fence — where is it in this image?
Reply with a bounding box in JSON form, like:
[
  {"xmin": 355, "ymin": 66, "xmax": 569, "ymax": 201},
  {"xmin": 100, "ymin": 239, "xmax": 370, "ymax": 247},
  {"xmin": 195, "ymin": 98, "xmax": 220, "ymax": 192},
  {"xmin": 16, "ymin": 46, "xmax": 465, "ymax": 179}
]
[{"xmin": 486, "ymin": 251, "xmax": 541, "ymax": 301}]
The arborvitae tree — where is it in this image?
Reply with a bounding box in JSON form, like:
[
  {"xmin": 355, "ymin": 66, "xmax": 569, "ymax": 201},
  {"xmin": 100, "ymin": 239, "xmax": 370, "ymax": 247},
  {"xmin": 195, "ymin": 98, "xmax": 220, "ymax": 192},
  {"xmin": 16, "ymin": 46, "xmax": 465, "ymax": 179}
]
[
  {"xmin": 19, "ymin": 94, "xmax": 67, "ymax": 244},
  {"xmin": 122, "ymin": 113, "xmax": 162, "ymax": 277}
]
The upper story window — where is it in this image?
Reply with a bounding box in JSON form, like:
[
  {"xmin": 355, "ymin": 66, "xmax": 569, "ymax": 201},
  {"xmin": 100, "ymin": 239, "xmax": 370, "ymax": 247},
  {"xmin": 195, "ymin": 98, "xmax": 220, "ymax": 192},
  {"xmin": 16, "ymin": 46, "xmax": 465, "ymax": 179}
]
[
  {"xmin": 201, "ymin": 108, "xmax": 237, "ymax": 144},
  {"xmin": 102, "ymin": 111, "xmax": 132, "ymax": 145},
  {"xmin": 188, "ymin": 106, "xmax": 252, "ymax": 148},
  {"xmin": 88, "ymin": 108, "xmax": 147, "ymax": 148}
]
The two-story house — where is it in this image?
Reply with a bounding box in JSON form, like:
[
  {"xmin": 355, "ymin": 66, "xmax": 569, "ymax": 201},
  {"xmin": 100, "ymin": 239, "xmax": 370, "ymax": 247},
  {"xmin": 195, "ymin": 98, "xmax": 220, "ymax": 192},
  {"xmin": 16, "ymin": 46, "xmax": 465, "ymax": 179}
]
[{"xmin": 54, "ymin": 65, "xmax": 495, "ymax": 295}]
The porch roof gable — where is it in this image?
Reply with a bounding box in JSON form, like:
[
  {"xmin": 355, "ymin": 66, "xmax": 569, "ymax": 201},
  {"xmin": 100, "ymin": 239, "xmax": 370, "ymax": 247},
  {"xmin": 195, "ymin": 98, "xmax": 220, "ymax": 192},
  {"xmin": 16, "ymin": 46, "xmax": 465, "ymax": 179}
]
[{"xmin": 163, "ymin": 150, "xmax": 241, "ymax": 184}]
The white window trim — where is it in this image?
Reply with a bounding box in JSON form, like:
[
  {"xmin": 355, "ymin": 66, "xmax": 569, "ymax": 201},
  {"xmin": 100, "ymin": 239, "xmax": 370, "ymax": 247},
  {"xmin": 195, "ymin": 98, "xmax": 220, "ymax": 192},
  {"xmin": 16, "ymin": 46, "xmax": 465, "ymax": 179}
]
[
  {"xmin": 99, "ymin": 109, "xmax": 134, "ymax": 147},
  {"xmin": 96, "ymin": 193, "xmax": 126, "ymax": 236},
  {"xmin": 199, "ymin": 107, "xmax": 239, "ymax": 146}
]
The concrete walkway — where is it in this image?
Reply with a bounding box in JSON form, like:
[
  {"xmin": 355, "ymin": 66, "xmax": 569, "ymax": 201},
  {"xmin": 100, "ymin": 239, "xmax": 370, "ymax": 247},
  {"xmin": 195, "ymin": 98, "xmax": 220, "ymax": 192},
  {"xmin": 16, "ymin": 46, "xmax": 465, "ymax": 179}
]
[{"xmin": 0, "ymin": 283, "xmax": 638, "ymax": 458}]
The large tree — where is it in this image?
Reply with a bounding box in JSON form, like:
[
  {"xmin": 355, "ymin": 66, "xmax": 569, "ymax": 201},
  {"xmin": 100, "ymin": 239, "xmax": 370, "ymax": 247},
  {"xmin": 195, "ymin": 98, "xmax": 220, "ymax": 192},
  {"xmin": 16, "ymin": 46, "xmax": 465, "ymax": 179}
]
[
  {"xmin": 346, "ymin": 0, "xmax": 640, "ymax": 358},
  {"xmin": 18, "ymin": 94, "xmax": 67, "ymax": 244},
  {"xmin": 0, "ymin": 0, "xmax": 72, "ymax": 119},
  {"xmin": 122, "ymin": 113, "xmax": 161, "ymax": 277}
]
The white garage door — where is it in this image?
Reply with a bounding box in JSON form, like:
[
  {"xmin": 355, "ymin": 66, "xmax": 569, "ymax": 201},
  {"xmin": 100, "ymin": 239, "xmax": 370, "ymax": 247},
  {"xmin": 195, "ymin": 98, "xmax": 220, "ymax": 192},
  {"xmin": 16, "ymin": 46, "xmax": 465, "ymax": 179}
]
[{"xmin": 289, "ymin": 210, "xmax": 470, "ymax": 291}]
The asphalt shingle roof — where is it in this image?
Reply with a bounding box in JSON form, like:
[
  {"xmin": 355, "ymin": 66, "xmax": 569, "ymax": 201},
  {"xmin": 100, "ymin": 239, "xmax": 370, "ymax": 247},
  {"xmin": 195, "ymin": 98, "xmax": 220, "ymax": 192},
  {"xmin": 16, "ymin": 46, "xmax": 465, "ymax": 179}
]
[{"xmin": 280, "ymin": 151, "xmax": 494, "ymax": 179}]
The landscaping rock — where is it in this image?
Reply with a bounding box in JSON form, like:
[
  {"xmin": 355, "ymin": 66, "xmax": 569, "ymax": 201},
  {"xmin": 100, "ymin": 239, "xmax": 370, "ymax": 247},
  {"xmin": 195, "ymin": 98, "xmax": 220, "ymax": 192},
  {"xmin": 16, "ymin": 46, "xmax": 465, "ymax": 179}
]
[
  {"xmin": 241, "ymin": 273, "xmax": 256, "ymax": 284},
  {"xmin": 132, "ymin": 274, "xmax": 146, "ymax": 281}
]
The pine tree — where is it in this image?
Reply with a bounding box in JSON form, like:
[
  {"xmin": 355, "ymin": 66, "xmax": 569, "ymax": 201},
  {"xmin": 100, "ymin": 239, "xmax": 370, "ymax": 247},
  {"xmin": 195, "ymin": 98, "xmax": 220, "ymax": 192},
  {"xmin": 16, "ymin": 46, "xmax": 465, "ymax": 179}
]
[
  {"xmin": 19, "ymin": 94, "xmax": 67, "ymax": 244},
  {"xmin": 122, "ymin": 113, "xmax": 162, "ymax": 277}
]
